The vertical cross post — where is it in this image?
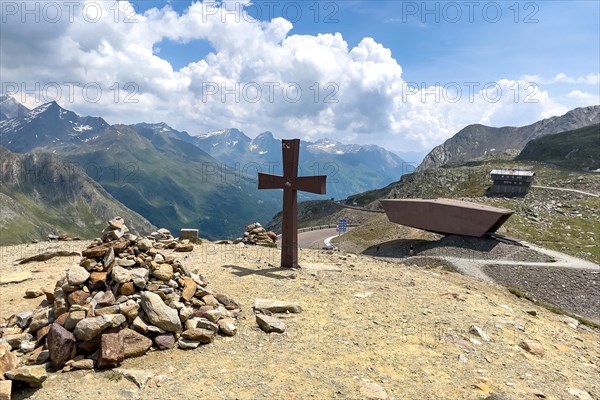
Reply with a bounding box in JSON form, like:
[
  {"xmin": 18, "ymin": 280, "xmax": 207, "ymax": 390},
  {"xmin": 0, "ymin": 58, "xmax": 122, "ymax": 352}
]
[{"xmin": 258, "ymin": 139, "xmax": 327, "ymax": 268}]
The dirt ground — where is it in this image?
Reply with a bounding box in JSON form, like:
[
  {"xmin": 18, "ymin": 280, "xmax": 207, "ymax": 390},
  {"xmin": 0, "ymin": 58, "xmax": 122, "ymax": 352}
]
[{"xmin": 1, "ymin": 240, "xmax": 599, "ymax": 400}]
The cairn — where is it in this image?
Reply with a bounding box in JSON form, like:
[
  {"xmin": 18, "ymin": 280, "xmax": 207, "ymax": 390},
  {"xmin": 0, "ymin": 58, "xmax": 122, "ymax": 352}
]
[
  {"xmin": 237, "ymin": 222, "xmax": 277, "ymax": 248},
  {"xmin": 0, "ymin": 217, "xmax": 240, "ymax": 390}
]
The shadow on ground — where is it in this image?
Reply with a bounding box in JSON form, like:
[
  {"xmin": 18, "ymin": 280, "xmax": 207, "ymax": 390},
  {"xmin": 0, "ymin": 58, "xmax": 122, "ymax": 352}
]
[
  {"xmin": 221, "ymin": 264, "xmax": 291, "ymax": 280},
  {"xmin": 362, "ymin": 235, "xmax": 500, "ymax": 259}
]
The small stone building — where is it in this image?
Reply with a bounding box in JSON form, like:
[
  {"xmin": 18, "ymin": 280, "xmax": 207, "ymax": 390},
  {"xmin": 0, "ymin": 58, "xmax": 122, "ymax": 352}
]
[{"xmin": 489, "ymin": 169, "xmax": 535, "ymax": 195}]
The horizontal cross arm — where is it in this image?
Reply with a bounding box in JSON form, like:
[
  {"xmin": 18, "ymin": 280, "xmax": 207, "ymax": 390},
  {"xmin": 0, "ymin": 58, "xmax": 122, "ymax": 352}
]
[
  {"xmin": 293, "ymin": 176, "xmax": 327, "ymax": 194},
  {"xmin": 258, "ymin": 173, "xmax": 286, "ymax": 190}
]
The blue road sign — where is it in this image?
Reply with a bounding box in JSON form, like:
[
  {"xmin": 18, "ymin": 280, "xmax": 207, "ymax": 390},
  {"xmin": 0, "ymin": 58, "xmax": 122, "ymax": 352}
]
[{"xmin": 338, "ymin": 219, "xmax": 347, "ymax": 233}]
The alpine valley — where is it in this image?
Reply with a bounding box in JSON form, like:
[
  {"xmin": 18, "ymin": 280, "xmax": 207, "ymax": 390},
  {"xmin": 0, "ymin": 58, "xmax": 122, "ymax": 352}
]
[{"xmin": 0, "ymin": 97, "xmax": 409, "ymax": 242}]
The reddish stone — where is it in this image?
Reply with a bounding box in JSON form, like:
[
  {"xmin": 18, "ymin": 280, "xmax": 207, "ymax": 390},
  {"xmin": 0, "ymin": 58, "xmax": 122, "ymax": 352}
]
[
  {"xmin": 119, "ymin": 282, "xmax": 136, "ymax": 296},
  {"xmin": 88, "ymin": 272, "xmax": 107, "ymax": 291},
  {"xmin": 36, "ymin": 325, "xmax": 52, "ymax": 346},
  {"xmin": 153, "ymin": 334, "xmax": 175, "ymax": 350},
  {"xmin": 97, "ymin": 333, "xmax": 124, "ymax": 369},
  {"xmin": 47, "ymin": 323, "xmax": 76, "ymax": 370},
  {"xmin": 54, "ymin": 313, "xmax": 69, "ymax": 326},
  {"xmin": 82, "ymin": 238, "xmax": 130, "ymax": 258},
  {"xmin": 181, "ymin": 278, "xmax": 197, "ymax": 302},
  {"xmin": 78, "ymin": 335, "xmax": 101, "ymax": 354},
  {"xmin": 67, "ymin": 290, "xmax": 90, "ymax": 306},
  {"xmin": 119, "ymin": 329, "xmax": 152, "ymax": 358},
  {"xmin": 96, "ymin": 291, "xmax": 115, "ymax": 307}
]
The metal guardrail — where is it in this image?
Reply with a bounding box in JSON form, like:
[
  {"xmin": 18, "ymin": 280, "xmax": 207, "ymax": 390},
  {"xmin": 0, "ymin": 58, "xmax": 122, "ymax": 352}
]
[{"xmin": 276, "ymin": 223, "xmax": 359, "ymax": 238}]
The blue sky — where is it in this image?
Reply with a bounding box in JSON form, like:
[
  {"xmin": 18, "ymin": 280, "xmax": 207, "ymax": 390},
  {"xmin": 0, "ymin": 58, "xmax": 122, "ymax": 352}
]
[
  {"xmin": 148, "ymin": 1, "xmax": 600, "ymax": 86},
  {"xmin": 1, "ymin": 0, "xmax": 598, "ymax": 152}
]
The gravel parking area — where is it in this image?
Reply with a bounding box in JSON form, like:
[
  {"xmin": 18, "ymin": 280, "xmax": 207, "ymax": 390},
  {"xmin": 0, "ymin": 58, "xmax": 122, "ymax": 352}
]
[{"xmin": 482, "ymin": 264, "xmax": 600, "ymax": 323}]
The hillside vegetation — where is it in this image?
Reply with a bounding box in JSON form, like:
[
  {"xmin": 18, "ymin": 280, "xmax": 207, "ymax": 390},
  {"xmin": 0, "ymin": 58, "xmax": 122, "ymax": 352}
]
[
  {"xmin": 0, "ymin": 147, "xmax": 156, "ymax": 244},
  {"xmin": 516, "ymin": 123, "xmax": 600, "ymax": 170}
]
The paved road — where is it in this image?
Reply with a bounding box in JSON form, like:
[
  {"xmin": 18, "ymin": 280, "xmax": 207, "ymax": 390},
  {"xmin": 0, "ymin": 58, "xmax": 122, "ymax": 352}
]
[
  {"xmin": 277, "ymin": 228, "xmax": 347, "ymax": 249},
  {"xmin": 532, "ymin": 185, "xmax": 599, "ymax": 197}
]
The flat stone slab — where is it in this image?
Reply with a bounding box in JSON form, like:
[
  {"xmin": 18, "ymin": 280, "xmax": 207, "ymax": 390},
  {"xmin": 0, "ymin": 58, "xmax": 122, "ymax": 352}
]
[
  {"xmin": 256, "ymin": 314, "xmax": 285, "ymax": 333},
  {"xmin": 254, "ymin": 298, "xmax": 302, "ymax": 314},
  {"xmin": 0, "ymin": 271, "xmax": 32, "ymax": 284}
]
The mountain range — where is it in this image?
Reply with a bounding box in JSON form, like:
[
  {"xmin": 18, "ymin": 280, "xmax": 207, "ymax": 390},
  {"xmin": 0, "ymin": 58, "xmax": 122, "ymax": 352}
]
[
  {"xmin": 181, "ymin": 128, "xmax": 410, "ymax": 200},
  {"xmin": 0, "ymin": 146, "xmax": 155, "ymax": 244},
  {"xmin": 417, "ymin": 105, "xmax": 600, "ymax": 171},
  {"xmin": 0, "ymin": 97, "xmax": 411, "ymax": 240}
]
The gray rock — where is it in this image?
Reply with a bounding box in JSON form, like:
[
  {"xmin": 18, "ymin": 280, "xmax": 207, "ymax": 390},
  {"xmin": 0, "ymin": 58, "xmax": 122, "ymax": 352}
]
[
  {"xmin": 254, "ymin": 298, "xmax": 302, "ymax": 314},
  {"xmin": 112, "ymin": 265, "xmax": 132, "ymax": 284},
  {"xmin": 5, "ymin": 333, "xmax": 33, "ymax": 348},
  {"xmin": 71, "ymin": 359, "xmax": 94, "ymax": 370},
  {"xmin": 118, "ymin": 259, "xmax": 136, "ymax": 268},
  {"xmin": 195, "ymin": 318, "xmax": 219, "ymax": 333},
  {"xmin": 177, "ymin": 338, "xmax": 200, "ymax": 349},
  {"xmin": 19, "ymin": 340, "xmax": 36, "ymax": 353},
  {"xmin": 137, "ymin": 238, "xmax": 153, "ymax": 251},
  {"xmin": 140, "ymin": 291, "xmax": 182, "ymax": 332},
  {"xmin": 74, "ymin": 316, "xmax": 112, "ymax": 341},
  {"xmin": 215, "ymin": 293, "xmax": 241, "ymax": 310},
  {"xmin": 67, "ymin": 266, "xmax": 90, "ymax": 286},
  {"xmin": 218, "ymin": 318, "xmax": 238, "ymax": 336},
  {"xmin": 103, "ymin": 247, "xmax": 115, "ymax": 268},
  {"xmin": 469, "ymin": 325, "xmax": 491, "ymax": 342},
  {"xmin": 256, "ymin": 314, "xmax": 285, "ymax": 333},
  {"xmin": 179, "ymin": 307, "xmax": 194, "ymax": 322},
  {"xmin": 65, "ymin": 310, "xmax": 87, "ymax": 330},
  {"xmin": 131, "ymin": 317, "xmax": 149, "ymax": 335},
  {"xmin": 16, "ymin": 310, "xmax": 33, "ymax": 329},
  {"xmin": 29, "ymin": 307, "xmax": 54, "ymax": 334},
  {"xmin": 130, "ymin": 268, "xmax": 148, "ymax": 289}
]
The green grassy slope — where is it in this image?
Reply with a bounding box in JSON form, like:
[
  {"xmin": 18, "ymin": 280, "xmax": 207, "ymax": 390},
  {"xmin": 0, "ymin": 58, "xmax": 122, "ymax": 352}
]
[{"xmin": 516, "ymin": 123, "xmax": 600, "ymax": 170}]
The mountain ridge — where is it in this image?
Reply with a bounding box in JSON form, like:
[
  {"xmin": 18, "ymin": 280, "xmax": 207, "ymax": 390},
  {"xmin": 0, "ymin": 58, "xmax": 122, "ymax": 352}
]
[
  {"xmin": 0, "ymin": 146, "xmax": 156, "ymax": 244},
  {"xmin": 417, "ymin": 105, "xmax": 600, "ymax": 171}
]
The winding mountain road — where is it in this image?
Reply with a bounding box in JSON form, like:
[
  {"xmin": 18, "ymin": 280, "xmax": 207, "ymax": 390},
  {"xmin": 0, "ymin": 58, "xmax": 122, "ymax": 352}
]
[{"xmin": 532, "ymin": 185, "xmax": 599, "ymax": 197}]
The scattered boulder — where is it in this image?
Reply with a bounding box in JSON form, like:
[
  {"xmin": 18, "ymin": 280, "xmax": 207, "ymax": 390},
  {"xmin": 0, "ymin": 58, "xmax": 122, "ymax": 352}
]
[
  {"xmin": 519, "ymin": 340, "xmax": 544, "ymax": 356},
  {"xmin": 256, "ymin": 314, "xmax": 286, "ymax": 333},
  {"xmin": 4, "ymin": 365, "xmax": 47, "ymax": 387},
  {"xmin": 254, "ymin": 298, "xmax": 302, "ymax": 314},
  {"xmin": 360, "ymin": 382, "xmax": 388, "ymax": 400},
  {"xmin": 469, "ymin": 325, "xmax": 491, "ymax": 342}
]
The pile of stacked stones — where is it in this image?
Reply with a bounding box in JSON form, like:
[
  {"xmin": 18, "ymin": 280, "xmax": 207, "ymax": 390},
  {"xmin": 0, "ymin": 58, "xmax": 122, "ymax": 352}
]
[
  {"xmin": 0, "ymin": 217, "xmax": 240, "ymax": 391},
  {"xmin": 237, "ymin": 223, "xmax": 277, "ymax": 248}
]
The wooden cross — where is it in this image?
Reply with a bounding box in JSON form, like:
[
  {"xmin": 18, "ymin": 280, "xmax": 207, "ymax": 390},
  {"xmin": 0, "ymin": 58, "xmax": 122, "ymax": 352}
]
[{"xmin": 258, "ymin": 139, "xmax": 327, "ymax": 268}]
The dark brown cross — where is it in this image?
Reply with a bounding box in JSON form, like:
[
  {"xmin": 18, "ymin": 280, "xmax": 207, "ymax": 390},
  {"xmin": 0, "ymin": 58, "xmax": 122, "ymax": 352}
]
[{"xmin": 258, "ymin": 139, "xmax": 327, "ymax": 268}]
